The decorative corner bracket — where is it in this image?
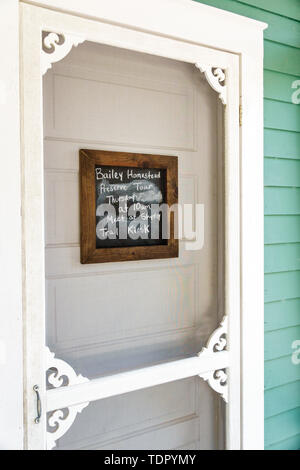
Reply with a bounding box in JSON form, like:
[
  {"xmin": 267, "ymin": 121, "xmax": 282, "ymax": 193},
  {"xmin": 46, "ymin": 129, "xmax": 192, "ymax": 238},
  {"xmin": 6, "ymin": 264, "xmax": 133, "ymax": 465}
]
[
  {"xmin": 45, "ymin": 347, "xmax": 89, "ymax": 450},
  {"xmin": 198, "ymin": 316, "xmax": 228, "ymax": 402},
  {"xmin": 41, "ymin": 31, "xmax": 86, "ymax": 76},
  {"xmin": 195, "ymin": 64, "xmax": 227, "ymax": 105}
]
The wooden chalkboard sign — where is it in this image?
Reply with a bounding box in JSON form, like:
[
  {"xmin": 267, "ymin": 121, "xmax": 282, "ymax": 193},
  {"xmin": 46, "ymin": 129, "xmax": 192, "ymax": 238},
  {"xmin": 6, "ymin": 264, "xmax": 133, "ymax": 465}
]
[{"xmin": 80, "ymin": 149, "xmax": 178, "ymax": 263}]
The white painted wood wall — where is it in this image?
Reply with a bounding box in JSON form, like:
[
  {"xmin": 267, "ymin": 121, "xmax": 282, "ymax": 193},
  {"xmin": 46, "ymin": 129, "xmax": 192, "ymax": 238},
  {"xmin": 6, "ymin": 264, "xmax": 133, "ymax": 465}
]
[{"xmin": 43, "ymin": 41, "xmax": 224, "ymax": 449}]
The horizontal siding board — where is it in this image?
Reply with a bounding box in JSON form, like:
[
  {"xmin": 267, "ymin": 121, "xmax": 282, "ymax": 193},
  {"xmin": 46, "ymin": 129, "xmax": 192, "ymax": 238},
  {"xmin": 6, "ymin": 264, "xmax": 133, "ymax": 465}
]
[
  {"xmin": 236, "ymin": 0, "xmax": 300, "ymax": 22},
  {"xmin": 264, "ymin": 99, "xmax": 300, "ymax": 132},
  {"xmin": 264, "ymin": 187, "xmax": 300, "ymax": 215},
  {"xmin": 265, "ymin": 299, "xmax": 300, "ymax": 332},
  {"xmin": 266, "ymin": 433, "xmax": 300, "ymax": 450},
  {"xmin": 265, "ymin": 381, "xmax": 300, "ymax": 419},
  {"xmin": 264, "ymin": 41, "xmax": 300, "ymax": 75},
  {"xmin": 264, "ymin": 70, "xmax": 299, "ymax": 104},
  {"xmin": 265, "ymin": 407, "xmax": 300, "ymax": 447},
  {"xmin": 265, "ymin": 271, "xmax": 300, "ymax": 302},
  {"xmin": 197, "ymin": 0, "xmax": 300, "ymax": 450},
  {"xmin": 265, "ymin": 216, "xmax": 300, "ymax": 244},
  {"xmin": 195, "ymin": 0, "xmax": 300, "ymax": 47},
  {"xmin": 264, "ymin": 158, "xmax": 300, "ymax": 187},
  {"xmin": 264, "ymin": 129, "xmax": 300, "ymax": 160},
  {"xmin": 265, "ymin": 356, "xmax": 300, "ymax": 390},
  {"xmin": 265, "ymin": 326, "xmax": 300, "ymax": 360},
  {"xmin": 265, "ymin": 243, "xmax": 300, "ymax": 273}
]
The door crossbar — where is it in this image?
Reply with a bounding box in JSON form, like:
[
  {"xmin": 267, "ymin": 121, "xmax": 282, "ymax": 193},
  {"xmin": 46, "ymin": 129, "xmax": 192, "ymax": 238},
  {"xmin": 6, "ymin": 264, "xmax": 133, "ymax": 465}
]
[{"xmin": 44, "ymin": 316, "xmax": 228, "ymax": 449}]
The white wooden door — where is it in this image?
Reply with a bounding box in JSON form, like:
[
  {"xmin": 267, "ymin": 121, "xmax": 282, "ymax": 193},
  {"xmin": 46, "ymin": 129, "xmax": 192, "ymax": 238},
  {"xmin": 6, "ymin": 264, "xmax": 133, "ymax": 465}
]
[
  {"xmin": 20, "ymin": 3, "xmax": 249, "ymax": 451},
  {"xmin": 43, "ymin": 41, "xmax": 224, "ymax": 450}
]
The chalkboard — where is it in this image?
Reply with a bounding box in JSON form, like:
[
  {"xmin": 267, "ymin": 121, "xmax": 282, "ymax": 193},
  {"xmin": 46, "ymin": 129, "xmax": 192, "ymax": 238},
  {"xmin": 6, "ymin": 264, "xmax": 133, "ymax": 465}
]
[
  {"xmin": 80, "ymin": 149, "xmax": 178, "ymax": 264},
  {"xmin": 95, "ymin": 165, "xmax": 167, "ymax": 248}
]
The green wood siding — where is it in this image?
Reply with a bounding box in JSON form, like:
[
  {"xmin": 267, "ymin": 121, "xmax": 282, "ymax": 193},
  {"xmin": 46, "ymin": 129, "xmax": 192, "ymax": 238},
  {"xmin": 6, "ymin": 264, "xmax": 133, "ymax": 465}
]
[{"xmin": 196, "ymin": 0, "xmax": 300, "ymax": 450}]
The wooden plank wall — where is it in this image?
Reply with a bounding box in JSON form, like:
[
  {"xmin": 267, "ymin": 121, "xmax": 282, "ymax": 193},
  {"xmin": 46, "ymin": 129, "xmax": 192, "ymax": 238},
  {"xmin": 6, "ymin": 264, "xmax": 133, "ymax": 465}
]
[{"xmin": 197, "ymin": 0, "xmax": 300, "ymax": 450}]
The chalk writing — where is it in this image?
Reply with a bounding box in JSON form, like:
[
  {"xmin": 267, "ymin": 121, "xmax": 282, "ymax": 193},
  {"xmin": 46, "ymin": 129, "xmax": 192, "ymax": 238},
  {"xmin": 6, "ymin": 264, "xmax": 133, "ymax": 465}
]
[{"xmin": 95, "ymin": 165, "xmax": 167, "ymax": 248}]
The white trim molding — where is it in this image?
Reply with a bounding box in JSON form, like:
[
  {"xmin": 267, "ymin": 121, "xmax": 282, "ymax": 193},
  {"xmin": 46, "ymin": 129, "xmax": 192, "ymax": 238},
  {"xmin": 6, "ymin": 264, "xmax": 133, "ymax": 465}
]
[
  {"xmin": 198, "ymin": 316, "xmax": 228, "ymax": 402},
  {"xmin": 195, "ymin": 64, "xmax": 226, "ymax": 105},
  {"xmin": 45, "ymin": 317, "xmax": 228, "ymax": 449},
  {"xmin": 41, "ymin": 31, "xmax": 85, "ymax": 75},
  {"xmin": 0, "ymin": 0, "xmax": 23, "ymax": 449},
  {"xmin": 46, "ymin": 348, "xmax": 89, "ymax": 450}
]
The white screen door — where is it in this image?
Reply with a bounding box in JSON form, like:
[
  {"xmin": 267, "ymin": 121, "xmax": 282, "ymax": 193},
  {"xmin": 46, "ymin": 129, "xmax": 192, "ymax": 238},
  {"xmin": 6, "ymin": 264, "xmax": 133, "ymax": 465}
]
[{"xmin": 20, "ymin": 3, "xmax": 241, "ymax": 450}]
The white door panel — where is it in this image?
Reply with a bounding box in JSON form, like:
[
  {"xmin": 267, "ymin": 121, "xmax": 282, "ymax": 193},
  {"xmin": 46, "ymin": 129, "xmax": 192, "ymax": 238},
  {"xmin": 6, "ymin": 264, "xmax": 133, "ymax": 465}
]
[
  {"xmin": 56, "ymin": 379, "xmax": 216, "ymax": 450},
  {"xmin": 44, "ymin": 41, "xmax": 223, "ymax": 449}
]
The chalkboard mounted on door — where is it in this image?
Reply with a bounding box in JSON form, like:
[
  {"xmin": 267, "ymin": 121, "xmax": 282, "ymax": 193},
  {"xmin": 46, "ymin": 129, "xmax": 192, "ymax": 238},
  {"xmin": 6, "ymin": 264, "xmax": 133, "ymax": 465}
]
[{"xmin": 80, "ymin": 149, "xmax": 178, "ymax": 263}]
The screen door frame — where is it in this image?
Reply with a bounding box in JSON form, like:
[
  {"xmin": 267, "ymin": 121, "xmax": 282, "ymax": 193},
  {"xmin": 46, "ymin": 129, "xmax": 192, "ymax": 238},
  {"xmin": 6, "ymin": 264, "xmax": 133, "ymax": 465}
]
[{"xmin": 19, "ymin": 0, "xmax": 266, "ymax": 450}]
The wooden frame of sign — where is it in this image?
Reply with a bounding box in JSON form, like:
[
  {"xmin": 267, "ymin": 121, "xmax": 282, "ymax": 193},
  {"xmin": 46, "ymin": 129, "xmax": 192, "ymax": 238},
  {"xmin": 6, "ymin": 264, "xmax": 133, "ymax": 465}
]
[{"xmin": 80, "ymin": 149, "xmax": 178, "ymax": 263}]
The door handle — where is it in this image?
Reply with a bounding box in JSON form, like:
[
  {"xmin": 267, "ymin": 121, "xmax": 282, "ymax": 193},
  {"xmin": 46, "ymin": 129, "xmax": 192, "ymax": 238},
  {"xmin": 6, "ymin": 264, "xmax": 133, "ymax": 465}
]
[{"xmin": 33, "ymin": 385, "xmax": 42, "ymax": 424}]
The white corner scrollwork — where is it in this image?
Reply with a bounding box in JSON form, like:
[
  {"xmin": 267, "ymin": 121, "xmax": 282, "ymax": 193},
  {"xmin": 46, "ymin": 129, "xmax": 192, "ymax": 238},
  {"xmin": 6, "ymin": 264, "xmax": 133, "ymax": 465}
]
[
  {"xmin": 198, "ymin": 316, "xmax": 228, "ymax": 402},
  {"xmin": 200, "ymin": 369, "xmax": 228, "ymax": 402},
  {"xmin": 41, "ymin": 32, "xmax": 86, "ymax": 76},
  {"xmin": 200, "ymin": 315, "xmax": 228, "ymax": 356},
  {"xmin": 45, "ymin": 347, "xmax": 89, "ymax": 450},
  {"xmin": 195, "ymin": 64, "xmax": 227, "ymax": 105}
]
